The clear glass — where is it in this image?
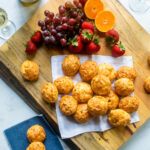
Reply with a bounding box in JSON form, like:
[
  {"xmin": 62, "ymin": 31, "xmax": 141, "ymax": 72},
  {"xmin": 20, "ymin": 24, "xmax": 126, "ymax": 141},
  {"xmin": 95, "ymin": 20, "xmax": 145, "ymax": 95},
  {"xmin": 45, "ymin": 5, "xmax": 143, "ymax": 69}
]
[
  {"xmin": 129, "ymin": 0, "xmax": 150, "ymax": 13},
  {"xmin": 0, "ymin": 8, "xmax": 16, "ymax": 40}
]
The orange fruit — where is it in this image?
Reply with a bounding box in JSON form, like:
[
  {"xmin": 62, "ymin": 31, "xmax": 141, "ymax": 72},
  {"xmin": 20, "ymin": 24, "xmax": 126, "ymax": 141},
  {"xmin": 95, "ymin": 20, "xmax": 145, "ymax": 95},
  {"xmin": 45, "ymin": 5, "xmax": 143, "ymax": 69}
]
[
  {"xmin": 84, "ymin": 0, "xmax": 104, "ymax": 19},
  {"xmin": 95, "ymin": 10, "xmax": 116, "ymax": 32}
]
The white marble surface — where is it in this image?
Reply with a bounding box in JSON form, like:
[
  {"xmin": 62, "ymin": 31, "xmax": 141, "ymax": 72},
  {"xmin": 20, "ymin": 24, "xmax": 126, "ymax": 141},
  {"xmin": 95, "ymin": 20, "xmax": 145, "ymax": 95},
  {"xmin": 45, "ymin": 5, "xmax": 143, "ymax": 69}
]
[
  {"xmin": 0, "ymin": 0, "xmax": 150, "ymax": 150},
  {"xmin": 118, "ymin": 0, "xmax": 150, "ymax": 34}
]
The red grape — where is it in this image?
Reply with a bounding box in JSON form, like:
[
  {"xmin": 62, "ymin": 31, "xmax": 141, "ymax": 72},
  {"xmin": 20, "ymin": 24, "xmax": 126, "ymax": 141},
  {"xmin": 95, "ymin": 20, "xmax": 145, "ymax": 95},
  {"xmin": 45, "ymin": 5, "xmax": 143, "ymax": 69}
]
[
  {"xmin": 74, "ymin": 25, "xmax": 79, "ymax": 31},
  {"xmin": 44, "ymin": 10, "xmax": 50, "ymax": 16},
  {"xmin": 49, "ymin": 25, "xmax": 54, "ymax": 31},
  {"xmin": 76, "ymin": 16, "xmax": 81, "ymax": 21},
  {"xmin": 72, "ymin": 31, "xmax": 76, "ymax": 36},
  {"xmin": 73, "ymin": 0, "xmax": 79, "ymax": 6},
  {"xmin": 69, "ymin": 18, "xmax": 77, "ymax": 26},
  {"xmin": 56, "ymin": 13, "xmax": 61, "ymax": 17},
  {"xmin": 69, "ymin": 8, "xmax": 73, "ymax": 14},
  {"xmin": 43, "ymin": 30, "xmax": 50, "ymax": 36},
  {"xmin": 68, "ymin": 25, "xmax": 74, "ymax": 31},
  {"xmin": 54, "ymin": 16, "xmax": 61, "ymax": 24},
  {"xmin": 81, "ymin": 19, "xmax": 84, "ymax": 23},
  {"xmin": 45, "ymin": 17, "xmax": 52, "ymax": 24},
  {"xmin": 60, "ymin": 38, "xmax": 67, "ymax": 46},
  {"xmin": 56, "ymin": 25, "xmax": 63, "ymax": 32},
  {"xmin": 39, "ymin": 1, "xmax": 88, "ymax": 48},
  {"xmin": 77, "ymin": 2, "xmax": 82, "ymax": 8},
  {"xmin": 62, "ymin": 23, "xmax": 68, "ymax": 30},
  {"xmin": 62, "ymin": 16, "xmax": 68, "ymax": 23},
  {"xmin": 56, "ymin": 32, "xmax": 63, "ymax": 40},
  {"xmin": 41, "ymin": 25, "xmax": 47, "ymax": 31},
  {"xmin": 72, "ymin": 11, "xmax": 78, "ymax": 18},
  {"xmin": 65, "ymin": 1, "xmax": 73, "ymax": 8},
  {"xmin": 49, "ymin": 12, "xmax": 54, "ymax": 19},
  {"xmin": 81, "ymin": 12, "xmax": 85, "ymax": 19},
  {"xmin": 79, "ymin": 0, "xmax": 87, "ymax": 4},
  {"xmin": 59, "ymin": 5, "xmax": 66, "ymax": 14},
  {"xmin": 38, "ymin": 20, "xmax": 44, "ymax": 27},
  {"xmin": 44, "ymin": 36, "xmax": 51, "ymax": 44},
  {"xmin": 49, "ymin": 35, "xmax": 56, "ymax": 44},
  {"xmin": 51, "ymin": 29, "xmax": 57, "ymax": 35}
]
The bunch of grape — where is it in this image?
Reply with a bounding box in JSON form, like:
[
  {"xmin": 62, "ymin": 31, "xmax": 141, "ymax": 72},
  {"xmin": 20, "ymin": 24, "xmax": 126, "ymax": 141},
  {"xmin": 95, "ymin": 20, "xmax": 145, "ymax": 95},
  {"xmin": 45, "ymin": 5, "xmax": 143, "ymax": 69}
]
[{"xmin": 38, "ymin": 0, "xmax": 87, "ymax": 47}]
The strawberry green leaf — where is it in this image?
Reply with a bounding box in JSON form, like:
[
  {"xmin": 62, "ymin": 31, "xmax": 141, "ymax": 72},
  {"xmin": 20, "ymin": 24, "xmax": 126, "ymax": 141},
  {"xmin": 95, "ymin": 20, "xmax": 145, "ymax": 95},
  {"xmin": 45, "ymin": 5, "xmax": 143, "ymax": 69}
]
[
  {"xmin": 86, "ymin": 18, "xmax": 94, "ymax": 24},
  {"xmin": 93, "ymin": 36, "xmax": 99, "ymax": 45},
  {"xmin": 82, "ymin": 30, "xmax": 93, "ymax": 40},
  {"xmin": 67, "ymin": 38, "xmax": 72, "ymax": 45},
  {"xmin": 72, "ymin": 41, "xmax": 78, "ymax": 46},
  {"xmin": 105, "ymin": 35, "xmax": 115, "ymax": 45},
  {"xmin": 24, "ymin": 43, "xmax": 27, "ymax": 48},
  {"xmin": 31, "ymin": 31, "xmax": 36, "ymax": 37},
  {"xmin": 67, "ymin": 36, "xmax": 78, "ymax": 46},
  {"xmin": 118, "ymin": 41, "xmax": 125, "ymax": 50}
]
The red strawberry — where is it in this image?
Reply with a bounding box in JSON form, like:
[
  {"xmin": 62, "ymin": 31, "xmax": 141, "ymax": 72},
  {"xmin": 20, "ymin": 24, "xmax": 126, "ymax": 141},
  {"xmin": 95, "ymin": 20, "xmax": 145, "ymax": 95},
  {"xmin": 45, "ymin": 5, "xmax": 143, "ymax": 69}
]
[
  {"xmin": 25, "ymin": 41, "xmax": 37, "ymax": 54},
  {"xmin": 68, "ymin": 36, "xmax": 83, "ymax": 53},
  {"xmin": 112, "ymin": 41, "xmax": 125, "ymax": 57},
  {"xmin": 31, "ymin": 31, "xmax": 42, "ymax": 44},
  {"xmin": 80, "ymin": 29, "xmax": 93, "ymax": 43},
  {"xmin": 81, "ymin": 21, "xmax": 94, "ymax": 32},
  {"xmin": 85, "ymin": 36, "xmax": 100, "ymax": 54},
  {"xmin": 105, "ymin": 29, "xmax": 119, "ymax": 45},
  {"xmin": 79, "ymin": 0, "xmax": 87, "ymax": 5}
]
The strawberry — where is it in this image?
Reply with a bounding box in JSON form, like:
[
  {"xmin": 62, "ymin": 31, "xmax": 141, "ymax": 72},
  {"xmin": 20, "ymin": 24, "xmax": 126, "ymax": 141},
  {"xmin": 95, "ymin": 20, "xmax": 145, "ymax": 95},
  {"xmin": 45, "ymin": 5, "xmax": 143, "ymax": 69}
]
[
  {"xmin": 81, "ymin": 21, "xmax": 94, "ymax": 32},
  {"xmin": 31, "ymin": 30, "xmax": 42, "ymax": 44},
  {"xmin": 112, "ymin": 41, "xmax": 125, "ymax": 57},
  {"xmin": 25, "ymin": 41, "xmax": 37, "ymax": 54},
  {"xmin": 80, "ymin": 29, "xmax": 93, "ymax": 43},
  {"xmin": 105, "ymin": 29, "xmax": 119, "ymax": 45},
  {"xmin": 68, "ymin": 36, "xmax": 83, "ymax": 53},
  {"xmin": 79, "ymin": 0, "xmax": 87, "ymax": 5},
  {"xmin": 85, "ymin": 36, "xmax": 100, "ymax": 54}
]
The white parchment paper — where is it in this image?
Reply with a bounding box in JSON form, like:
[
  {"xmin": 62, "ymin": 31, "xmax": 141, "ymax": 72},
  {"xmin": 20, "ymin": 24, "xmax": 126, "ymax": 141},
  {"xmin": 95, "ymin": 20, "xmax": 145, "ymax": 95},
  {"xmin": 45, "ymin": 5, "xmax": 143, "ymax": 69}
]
[{"xmin": 51, "ymin": 55, "xmax": 139, "ymax": 139}]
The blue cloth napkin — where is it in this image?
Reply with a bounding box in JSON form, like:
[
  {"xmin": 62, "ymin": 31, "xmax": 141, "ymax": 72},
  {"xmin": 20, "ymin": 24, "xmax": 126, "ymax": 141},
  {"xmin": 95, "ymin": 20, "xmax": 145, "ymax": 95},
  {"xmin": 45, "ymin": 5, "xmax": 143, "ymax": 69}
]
[{"xmin": 4, "ymin": 115, "xmax": 63, "ymax": 150}]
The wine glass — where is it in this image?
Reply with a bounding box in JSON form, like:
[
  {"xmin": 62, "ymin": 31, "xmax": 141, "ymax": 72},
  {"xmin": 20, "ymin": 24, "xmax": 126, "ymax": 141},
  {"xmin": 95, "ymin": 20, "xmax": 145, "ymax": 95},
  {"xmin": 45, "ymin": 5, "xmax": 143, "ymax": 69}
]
[
  {"xmin": 0, "ymin": 8, "xmax": 16, "ymax": 40},
  {"xmin": 129, "ymin": 0, "xmax": 150, "ymax": 13}
]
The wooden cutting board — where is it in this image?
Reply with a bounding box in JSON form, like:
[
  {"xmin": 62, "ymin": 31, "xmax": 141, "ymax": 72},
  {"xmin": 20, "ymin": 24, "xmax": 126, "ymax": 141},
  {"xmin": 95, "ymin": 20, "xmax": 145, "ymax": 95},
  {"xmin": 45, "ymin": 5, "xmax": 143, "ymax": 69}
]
[{"xmin": 0, "ymin": 0, "xmax": 150, "ymax": 149}]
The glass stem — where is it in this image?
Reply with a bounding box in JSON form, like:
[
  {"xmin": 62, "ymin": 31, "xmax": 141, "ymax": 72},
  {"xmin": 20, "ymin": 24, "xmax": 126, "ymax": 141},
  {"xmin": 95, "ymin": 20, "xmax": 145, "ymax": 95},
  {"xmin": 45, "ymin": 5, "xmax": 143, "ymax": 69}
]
[
  {"xmin": 0, "ymin": 20, "xmax": 16, "ymax": 40},
  {"xmin": 0, "ymin": 35, "xmax": 6, "ymax": 40}
]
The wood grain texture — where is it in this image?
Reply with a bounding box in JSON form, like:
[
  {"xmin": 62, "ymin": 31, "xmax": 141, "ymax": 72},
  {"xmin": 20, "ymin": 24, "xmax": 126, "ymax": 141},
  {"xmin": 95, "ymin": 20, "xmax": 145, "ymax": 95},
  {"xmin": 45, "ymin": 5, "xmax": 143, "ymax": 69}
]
[{"xmin": 0, "ymin": 0, "xmax": 150, "ymax": 149}]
